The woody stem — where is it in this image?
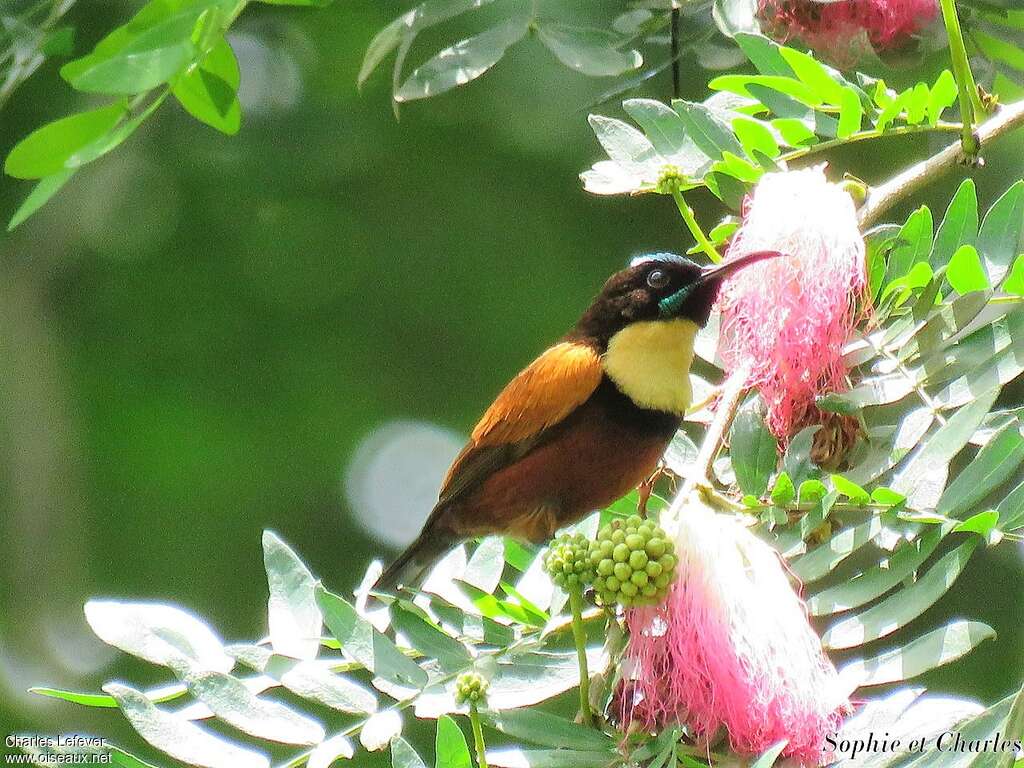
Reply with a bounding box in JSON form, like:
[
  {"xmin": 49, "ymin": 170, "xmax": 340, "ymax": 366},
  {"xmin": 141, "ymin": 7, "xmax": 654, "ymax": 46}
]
[{"xmin": 692, "ymin": 369, "xmax": 748, "ymax": 490}]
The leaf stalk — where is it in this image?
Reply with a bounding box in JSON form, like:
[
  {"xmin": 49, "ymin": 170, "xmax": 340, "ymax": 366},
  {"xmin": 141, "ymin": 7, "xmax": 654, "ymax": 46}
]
[
  {"xmin": 469, "ymin": 703, "xmax": 489, "ymax": 768},
  {"xmin": 567, "ymin": 585, "xmax": 593, "ymax": 726}
]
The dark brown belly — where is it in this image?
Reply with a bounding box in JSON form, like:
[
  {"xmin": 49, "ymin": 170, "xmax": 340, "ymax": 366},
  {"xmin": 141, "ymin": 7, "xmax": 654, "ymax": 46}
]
[{"xmin": 452, "ymin": 378, "xmax": 680, "ymax": 541}]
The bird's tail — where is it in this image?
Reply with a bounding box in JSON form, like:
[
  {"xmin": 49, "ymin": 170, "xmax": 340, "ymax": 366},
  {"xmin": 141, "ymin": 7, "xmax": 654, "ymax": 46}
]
[{"xmin": 372, "ymin": 528, "xmax": 453, "ymax": 595}]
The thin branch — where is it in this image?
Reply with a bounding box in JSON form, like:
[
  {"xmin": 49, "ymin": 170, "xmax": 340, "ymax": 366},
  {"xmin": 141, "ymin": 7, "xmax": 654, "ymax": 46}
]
[
  {"xmin": 671, "ymin": 188, "xmax": 721, "ymax": 263},
  {"xmin": 783, "ymin": 122, "xmax": 963, "ymax": 165},
  {"xmin": 859, "ymin": 100, "xmax": 1024, "ymax": 229}
]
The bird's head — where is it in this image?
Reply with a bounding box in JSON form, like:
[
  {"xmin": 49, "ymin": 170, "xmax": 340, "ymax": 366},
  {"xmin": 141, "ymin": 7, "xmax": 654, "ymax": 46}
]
[{"xmin": 573, "ymin": 251, "xmax": 782, "ymax": 345}]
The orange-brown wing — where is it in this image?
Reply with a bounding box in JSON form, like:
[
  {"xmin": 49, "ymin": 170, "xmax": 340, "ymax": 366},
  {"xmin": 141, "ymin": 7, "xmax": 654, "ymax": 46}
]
[{"xmin": 437, "ymin": 341, "xmax": 603, "ymax": 504}]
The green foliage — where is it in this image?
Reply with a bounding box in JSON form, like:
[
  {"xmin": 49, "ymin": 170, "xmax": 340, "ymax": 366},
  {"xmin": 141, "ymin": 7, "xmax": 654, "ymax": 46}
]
[
  {"xmin": 581, "ymin": 34, "xmax": 962, "ymax": 206},
  {"xmin": 1, "ymin": 0, "xmax": 328, "ymax": 229},
  {"xmin": 9, "ymin": 1, "xmax": 1024, "ymax": 766}
]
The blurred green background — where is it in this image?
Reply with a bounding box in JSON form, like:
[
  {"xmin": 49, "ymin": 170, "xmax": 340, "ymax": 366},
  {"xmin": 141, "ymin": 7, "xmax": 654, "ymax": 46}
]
[{"xmin": 0, "ymin": 1, "xmax": 1021, "ymax": 763}]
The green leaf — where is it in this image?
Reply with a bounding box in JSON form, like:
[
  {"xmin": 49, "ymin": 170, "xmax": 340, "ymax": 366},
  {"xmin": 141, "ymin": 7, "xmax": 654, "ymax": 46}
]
[
  {"xmin": 885, "ymin": 206, "xmax": 933, "ymax": 285},
  {"xmin": 937, "ymin": 419, "xmax": 1024, "ymax": 517},
  {"xmin": 463, "ymin": 536, "xmax": 506, "ymax": 593},
  {"xmin": 732, "ymin": 116, "xmax": 780, "ymax": 159},
  {"xmin": 673, "ymin": 100, "xmax": 745, "ymax": 162},
  {"xmin": 390, "ymin": 603, "xmax": 472, "ymax": 672},
  {"xmin": 730, "ymin": 397, "xmax": 777, "ymax": 497},
  {"xmin": 61, "ymin": 1, "xmax": 209, "ymax": 94},
  {"xmin": 1003, "ymin": 255, "xmax": 1024, "ymax": 295},
  {"xmin": 172, "ymin": 36, "xmax": 241, "ymax": 134},
  {"xmin": 892, "ymin": 387, "xmax": 1001, "ymax": 508},
  {"xmin": 587, "ymin": 114, "xmax": 659, "ymax": 173},
  {"xmin": 928, "ymin": 70, "xmax": 958, "ymax": 125},
  {"xmin": 228, "ymin": 644, "xmax": 378, "ymax": 714},
  {"xmin": 838, "ymin": 620, "xmax": 995, "ymax": 689},
  {"xmin": 782, "ymin": 427, "xmax": 817, "ymax": 486},
  {"xmin": 771, "ymin": 117, "xmax": 816, "ymax": 146},
  {"xmin": 7, "ymin": 168, "xmax": 77, "ymax": 230},
  {"xmin": 896, "ymin": 693, "xmax": 1015, "ymax": 768},
  {"xmin": 308, "ymin": 734, "xmax": 354, "ymax": 768},
  {"xmin": 84, "ymin": 600, "xmax": 233, "ymax": 673},
  {"xmin": 751, "ymin": 741, "xmax": 789, "ymax": 768},
  {"xmin": 778, "ymin": 46, "xmax": 847, "ymax": 103},
  {"xmin": 831, "ymin": 474, "xmax": 871, "ymax": 504},
  {"xmin": 457, "ymin": 581, "xmax": 544, "ymax": 626},
  {"xmin": 837, "ymin": 86, "xmax": 863, "ymax": 138},
  {"xmin": 947, "ymin": 245, "xmax": 991, "ymax": 294},
  {"xmin": 263, "ymin": 531, "xmax": 321, "ymax": 661},
  {"xmin": 770, "ymin": 472, "xmax": 795, "ymax": 505},
  {"xmin": 435, "ymin": 716, "xmax": 472, "ymax": 768},
  {"xmin": 483, "ymin": 710, "xmax": 615, "ymax": 751},
  {"xmin": 798, "ymin": 479, "xmax": 828, "ymax": 502},
  {"xmin": 186, "ymin": 671, "xmax": 325, "ymax": 745},
  {"xmin": 42, "ymin": 26, "xmax": 77, "ymax": 57},
  {"xmin": 977, "ymin": 180, "xmax": 1024, "ymax": 286},
  {"xmin": 905, "ymin": 82, "xmax": 930, "ymax": 125},
  {"xmin": 823, "ymin": 539, "xmax": 979, "ymax": 650},
  {"xmin": 735, "ymin": 33, "xmax": 792, "ymax": 77},
  {"xmin": 535, "ymin": 23, "xmax": 641, "ymax": 76},
  {"xmin": 315, "ymin": 586, "xmax": 428, "ymax": 690},
  {"xmin": 103, "ymin": 682, "xmax": 269, "ymax": 768},
  {"xmin": 258, "ymin": 0, "xmax": 333, "ymax": 5},
  {"xmin": 362, "ymin": 710, "xmax": 403, "ymax": 752},
  {"xmin": 931, "ymin": 310, "xmax": 1024, "ymax": 409},
  {"xmin": 999, "ymin": 479, "xmax": 1024, "ymax": 531},
  {"xmin": 5, "ymin": 102, "xmax": 128, "ymax": 179},
  {"xmin": 395, "ymin": 19, "xmax": 527, "ymax": 102},
  {"xmin": 486, "ymin": 650, "xmax": 598, "ymax": 710},
  {"xmin": 391, "ymin": 736, "xmax": 427, "ymax": 768},
  {"xmin": 29, "ymin": 682, "xmax": 188, "ymax": 709},
  {"xmin": 622, "ymin": 99, "xmax": 688, "ymax": 156},
  {"xmin": 955, "ymin": 509, "xmax": 1000, "ymax": 536},
  {"xmin": 791, "ymin": 516, "xmax": 883, "ymax": 583},
  {"xmin": 70, "ymin": 95, "xmax": 168, "ymax": 170},
  {"xmin": 808, "ymin": 524, "xmax": 950, "ymax": 616},
  {"xmin": 870, "ymin": 487, "xmax": 906, "ymax": 506},
  {"xmin": 357, "ymin": 0, "xmax": 498, "ymax": 89},
  {"xmin": 931, "ymin": 179, "xmax": 978, "ymax": 270}
]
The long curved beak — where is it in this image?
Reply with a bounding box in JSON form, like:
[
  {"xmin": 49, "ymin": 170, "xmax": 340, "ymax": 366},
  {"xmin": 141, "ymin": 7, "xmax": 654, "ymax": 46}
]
[{"xmin": 698, "ymin": 250, "xmax": 784, "ymax": 285}]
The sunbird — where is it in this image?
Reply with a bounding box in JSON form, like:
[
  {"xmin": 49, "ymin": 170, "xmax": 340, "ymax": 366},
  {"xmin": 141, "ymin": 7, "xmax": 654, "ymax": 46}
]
[{"xmin": 374, "ymin": 251, "xmax": 780, "ymax": 592}]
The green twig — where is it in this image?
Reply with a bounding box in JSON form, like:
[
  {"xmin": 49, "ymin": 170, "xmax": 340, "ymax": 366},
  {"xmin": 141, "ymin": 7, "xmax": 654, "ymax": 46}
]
[
  {"xmin": 469, "ymin": 703, "xmax": 489, "ymax": 768},
  {"xmin": 670, "ymin": 188, "xmax": 721, "ymax": 263},
  {"xmin": 567, "ymin": 586, "xmax": 593, "ymax": 726},
  {"xmin": 783, "ymin": 122, "xmax": 963, "ymax": 165},
  {"xmin": 939, "ymin": 0, "xmax": 984, "ymax": 156}
]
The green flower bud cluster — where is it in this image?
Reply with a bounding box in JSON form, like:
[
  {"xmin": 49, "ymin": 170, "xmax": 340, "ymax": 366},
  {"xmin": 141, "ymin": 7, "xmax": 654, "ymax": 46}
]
[
  {"xmin": 454, "ymin": 671, "xmax": 488, "ymax": 706},
  {"xmin": 589, "ymin": 516, "xmax": 677, "ymax": 607},
  {"xmin": 656, "ymin": 164, "xmax": 685, "ymax": 195},
  {"xmin": 543, "ymin": 532, "xmax": 595, "ymax": 590}
]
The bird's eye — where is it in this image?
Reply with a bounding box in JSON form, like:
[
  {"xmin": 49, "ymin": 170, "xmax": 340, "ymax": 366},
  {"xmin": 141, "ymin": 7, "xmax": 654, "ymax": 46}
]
[{"xmin": 646, "ymin": 269, "xmax": 670, "ymax": 289}]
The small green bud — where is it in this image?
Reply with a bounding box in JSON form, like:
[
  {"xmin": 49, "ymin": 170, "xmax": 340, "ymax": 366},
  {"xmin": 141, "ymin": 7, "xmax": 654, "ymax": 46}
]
[
  {"xmin": 656, "ymin": 164, "xmax": 685, "ymax": 195},
  {"xmin": 455, "ymin": 671, "xmax": 489, "ymax": 706}
]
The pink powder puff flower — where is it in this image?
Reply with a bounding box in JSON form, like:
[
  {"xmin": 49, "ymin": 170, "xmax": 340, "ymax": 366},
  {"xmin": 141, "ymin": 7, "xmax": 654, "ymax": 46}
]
[
  {"xmin": 620, "ymin": 494, "xmax": 850, "ymax": 764},
  {"xmin": 716, "ymin": 166, "xmax": 867, "ymax": 441},
  {"xmin": 758, "ymin": 0, "xmax": 938, "ymax": 62}
]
